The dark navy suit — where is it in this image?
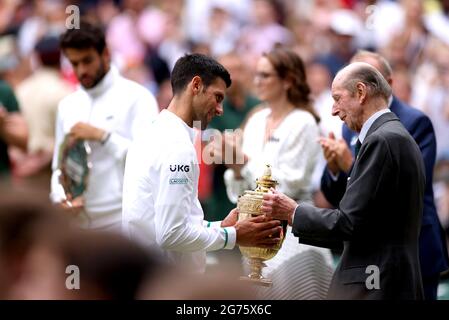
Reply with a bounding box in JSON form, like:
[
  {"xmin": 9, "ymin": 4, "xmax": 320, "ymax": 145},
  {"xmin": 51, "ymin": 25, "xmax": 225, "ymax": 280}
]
[{"xmin": 321, "ymin": 96, "xmax": 449, "ymax": 299}]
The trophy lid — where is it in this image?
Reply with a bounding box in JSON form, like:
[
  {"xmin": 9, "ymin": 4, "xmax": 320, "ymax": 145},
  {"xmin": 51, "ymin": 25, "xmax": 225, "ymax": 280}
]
[{"xmin": 254, "ymin": 164, "xmax": 278, "ymax": 193}]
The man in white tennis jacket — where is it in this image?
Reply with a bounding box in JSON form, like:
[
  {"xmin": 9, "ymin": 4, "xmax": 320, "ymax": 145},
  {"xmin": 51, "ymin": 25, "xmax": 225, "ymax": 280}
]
[
  {"xmin": 50, "ymin": 21, "xmax": 158, "ymax": 231},
  {"xmin": 122, "ymin": 53, "xmax": 281, "ymax": 272}
]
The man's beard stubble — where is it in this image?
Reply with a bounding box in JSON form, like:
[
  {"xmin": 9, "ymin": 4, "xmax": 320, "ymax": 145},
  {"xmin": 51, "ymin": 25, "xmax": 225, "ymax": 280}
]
[{"xmin": 82, "ymin": 60, "xmax": 108, "ymax": 89}]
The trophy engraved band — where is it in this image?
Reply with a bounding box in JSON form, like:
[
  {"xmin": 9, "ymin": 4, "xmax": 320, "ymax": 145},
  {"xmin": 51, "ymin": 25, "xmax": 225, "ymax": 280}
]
[
  {"xmin": 237, "ymin": 165, "xmax": 287, "ymax": 287},
  {"xmin": 57, "ymin": 134, "xmax": 91, "ymax": 202}
]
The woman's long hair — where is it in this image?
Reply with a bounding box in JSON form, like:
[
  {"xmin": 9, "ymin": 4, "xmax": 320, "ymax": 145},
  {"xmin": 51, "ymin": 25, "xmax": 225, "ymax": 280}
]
[{"xmin": 263, "ymin": 48, "xmax": 320, "ymax": 123}]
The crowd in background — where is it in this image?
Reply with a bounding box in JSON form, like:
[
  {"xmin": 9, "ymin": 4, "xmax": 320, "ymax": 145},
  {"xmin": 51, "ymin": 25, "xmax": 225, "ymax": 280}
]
[{"xmin": 0, "ymin": 0, "xmax": 449, "ymax": 298}]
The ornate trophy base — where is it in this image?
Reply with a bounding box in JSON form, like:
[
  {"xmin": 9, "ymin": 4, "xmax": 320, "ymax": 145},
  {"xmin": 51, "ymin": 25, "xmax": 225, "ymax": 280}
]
[{"xmin": 239, "ymin": 258, "xmax": 272, "ymax": 287}]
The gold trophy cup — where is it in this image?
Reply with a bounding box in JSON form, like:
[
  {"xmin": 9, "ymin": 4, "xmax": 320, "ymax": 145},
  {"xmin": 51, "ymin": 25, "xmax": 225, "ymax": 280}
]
[{"xmin": 237, "ymin": 165, "xmax": 287, "ymax": 286}]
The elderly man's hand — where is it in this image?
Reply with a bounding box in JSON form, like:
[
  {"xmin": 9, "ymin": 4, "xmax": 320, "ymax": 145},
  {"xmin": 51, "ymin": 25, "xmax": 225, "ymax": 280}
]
[{"xmin": 261, "ymin": 189, "xmax": 297, "ymax": 226}]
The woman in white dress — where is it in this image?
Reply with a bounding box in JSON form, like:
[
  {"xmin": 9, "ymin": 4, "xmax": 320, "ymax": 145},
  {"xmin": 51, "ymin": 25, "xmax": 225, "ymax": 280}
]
[{"xmin": 222, "ymin": 48, "xmax": 334, "ymax": 299}]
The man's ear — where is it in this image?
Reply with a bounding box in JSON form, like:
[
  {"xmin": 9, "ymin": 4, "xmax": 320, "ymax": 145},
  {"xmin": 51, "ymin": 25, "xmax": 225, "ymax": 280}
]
[
  {"xmin": 101, "ymin": 47, "xmax": 111, "ymax": 67},
  {"xmin": 191, "ymin": 76, "xmax": 203, "ymax": 95},
  {"xmin": 356, "ymin": 82, "xmax": 367, "ymax": 104}
]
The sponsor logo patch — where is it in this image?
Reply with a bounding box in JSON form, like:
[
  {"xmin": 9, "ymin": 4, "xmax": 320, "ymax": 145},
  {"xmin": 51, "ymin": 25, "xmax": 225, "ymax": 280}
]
[
  {"xmin": 169, "ymin": 178, "xmax": 189, "ymax": 185},
  {"xmin": 169, "ymin": 165, "xmax": 190, "ymax": 172}
]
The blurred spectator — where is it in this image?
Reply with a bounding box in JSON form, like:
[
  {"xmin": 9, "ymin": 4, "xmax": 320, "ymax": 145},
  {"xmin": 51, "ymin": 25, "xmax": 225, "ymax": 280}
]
[
  {"xmin": 17, "ymin": 0, "xmax": 67, "ymax": 58},
  {"xmin": 0, "ymin": 1, "xmax": 18, "ymax": 35},
  {"xmin": 203, "ymin": 1, "xmax": 240, "ymax": 57},
  {"xmin": 14, "ymin": 229, "xmax": 163, "ymax": 299},
  {"xmin": 13, "ymin": 36, "xmax": 72, "ymax": 187},
  {"xmin": 412, "ymin": 39, "xmax": 449, "ymax": 159},
  {"xmin": 183, "ymin": 0, "xmax": 251, "ymax": 45},
  {"xmin": 0, "ymin": 189, "xmax": 69, "ymax": 299},
  {"xmin": 383, "ymin": 0, "xmax": 429, "ymax": 71},
  {"xmin": 106, "ymin": 0, "xmax": 168, "ymax": 69},
  {"xmin": 237, "ymin": 0, "xmax": 293, "ymax": 69},
  {"xmin": 307, "ymin": 61, "xmax": 342, "ymax": 209},
  {"xmin": 157, "ymin": 8, "xmax": 189, "ymax": 70},
  {"xmin": 435, "ymin": 159, "xmax": 449, "ymax": 231},
  {"xmin": 0, "ymin": 83, "xmax": 26, "ymax": 178},
  {"xmin": 353, "ymin": 0, "xmax": 404, "ymax": 50},
  {"xmin": 290, "ymin": 0, "xmax": 352, "ymax": 62},
  {"xmin": 0, "ymin": 36, "xmax": 28, "ymax": 180},
  {"xmin": 155, "ymin": 78, "xmax": 172, "ymax": 110},
  {"xmin": 205, "ymin": 52, "xmax": 260, "ymax": 222},
  {"xmin": 307, "ymin": 61, "xmax": 342, "ymax": 139},
  {"xmin": 0, "ymin": 35, "xmax": 21, "ymax": 86},
  {"xmin": 315, "ymin": 9, "xmax": 362, "ymax": 77},
  {"xmin": 425, "ymin": 0, "xmax": 449, "ymax": 45},
  {"xmin": 391, "ymin": 65, "xmax": 412, "ymax": 104},
  {"xmin": 1, "ymin": 187, "xmax": 163, "ymax": 300}
]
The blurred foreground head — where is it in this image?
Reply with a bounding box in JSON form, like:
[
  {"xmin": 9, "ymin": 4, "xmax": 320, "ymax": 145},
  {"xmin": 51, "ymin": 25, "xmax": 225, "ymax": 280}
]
[
  {"xmin": 0, "ymin": 190, "xmax": 69, "ymax": 299},
  {"xmin": 0, "ymin": 190, "xmax": 164, "ymax": 299},
  {"xmin": 13, "ymin": 228, "xmax": 164, "ymax": 300},
  {"xmin": 139, "ymin": 261, "xmax": 257, "ymax": 300}
]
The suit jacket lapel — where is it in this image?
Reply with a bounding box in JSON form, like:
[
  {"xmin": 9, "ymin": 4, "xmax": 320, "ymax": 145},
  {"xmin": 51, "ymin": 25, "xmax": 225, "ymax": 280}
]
[
  {"xmin": 365, "ymin": 111, "xmax": 400, "ymax": 140},
  {"xmin": 347, "ymin": 112, "xmax": 400, "ymax": 180}
]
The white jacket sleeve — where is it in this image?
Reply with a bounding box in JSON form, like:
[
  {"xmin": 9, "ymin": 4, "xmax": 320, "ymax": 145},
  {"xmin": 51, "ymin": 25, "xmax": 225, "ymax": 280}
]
[
  {"xmin": 154, "ymin": 147, "xmax": 236, "ymax": 251},
  {"xmin": 102, "ymin": 89, "xmax": 159, "ymax": 160}
]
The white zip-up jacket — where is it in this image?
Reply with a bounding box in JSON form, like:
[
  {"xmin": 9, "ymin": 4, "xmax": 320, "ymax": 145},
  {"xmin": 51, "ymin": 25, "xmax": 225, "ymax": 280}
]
[
  {"xmin": 122, "ymin": 109, "xmax": 236, "ymax": 273},
  {"xmin": 50, "ymin": 66, "xmax": 158, "ymax": 229}
]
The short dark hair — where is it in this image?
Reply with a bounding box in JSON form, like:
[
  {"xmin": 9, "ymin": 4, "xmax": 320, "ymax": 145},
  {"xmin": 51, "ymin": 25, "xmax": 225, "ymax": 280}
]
[
  {"xmin": 35, "ymin": 35, "xmax": 61, "ymax": 67},
  {"xmin": 60, "ymin": 20, "xmax": 106, "ymax": 54},
  {"xmin": 170, "ymin": 53, "xmax": 231, "ymax": 95}
]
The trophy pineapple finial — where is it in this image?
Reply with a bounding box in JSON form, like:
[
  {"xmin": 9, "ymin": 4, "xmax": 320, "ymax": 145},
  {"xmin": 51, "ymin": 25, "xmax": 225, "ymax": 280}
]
[{"xmin": 255, "ymin": 164, "xmax": 278, "ymax": 193}]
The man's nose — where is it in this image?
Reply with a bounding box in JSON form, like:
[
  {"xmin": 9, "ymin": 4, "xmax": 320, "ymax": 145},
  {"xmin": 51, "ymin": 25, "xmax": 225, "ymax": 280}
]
[
  {"xmin": 331, "ymin": 104, "xmax": 339, "ymax": 117},
  {"xmin": 216, "ymin": 104, "xmax": 223, "ymax": 116},
  {"xmin": 77, "ymin": 64, "xmax": 88, "ymax": 77}
]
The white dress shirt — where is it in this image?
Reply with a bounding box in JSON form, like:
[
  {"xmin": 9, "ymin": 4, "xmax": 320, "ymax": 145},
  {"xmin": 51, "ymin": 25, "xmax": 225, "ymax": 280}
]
[
  {"xmin": 50, "ymin": 66, "xmax": 159, "ymax": 230},
  {"xmin": 122, "ymin": 109, "xmax": 236, "ymax": 273}
]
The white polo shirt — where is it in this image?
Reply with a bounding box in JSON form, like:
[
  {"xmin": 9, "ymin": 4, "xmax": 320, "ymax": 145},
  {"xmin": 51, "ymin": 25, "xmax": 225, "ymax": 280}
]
[{"xmin": 122, "ymin": 109, "xmax": 236, "ymax": 273}]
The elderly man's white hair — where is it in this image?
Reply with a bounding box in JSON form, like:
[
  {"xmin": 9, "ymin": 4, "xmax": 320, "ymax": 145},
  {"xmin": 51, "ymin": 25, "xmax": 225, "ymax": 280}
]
[{"xmin": 335, "ymin": 62, "xmax": 392, "ymax": 102}]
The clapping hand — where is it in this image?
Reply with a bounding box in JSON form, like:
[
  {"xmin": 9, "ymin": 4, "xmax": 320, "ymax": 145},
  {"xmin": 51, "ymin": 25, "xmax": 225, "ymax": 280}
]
[{"xmin": 319, "ymin": 132, "xmax": 353, "ymax": 174}]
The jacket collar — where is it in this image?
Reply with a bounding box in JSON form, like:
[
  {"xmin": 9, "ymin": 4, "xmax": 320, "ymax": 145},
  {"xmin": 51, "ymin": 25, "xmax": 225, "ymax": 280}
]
[
  {"xmin": 84, "ymin": 66, "xmax": 117, "ymax": 98},
  {"xmin": 365, "ymin": 111, "xmax": 400, "ymax": 140},
  {"xmin": 161, "ymin": 109, "xmax": 197, "ymax": 144}
]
